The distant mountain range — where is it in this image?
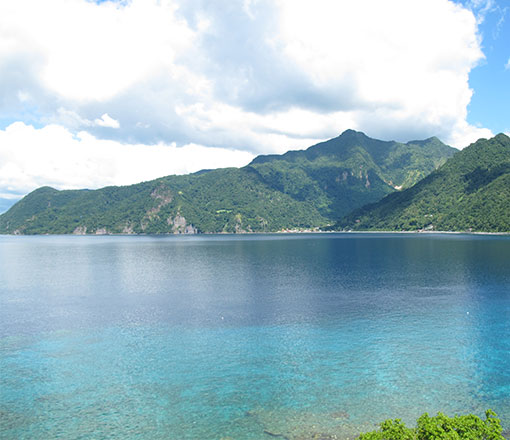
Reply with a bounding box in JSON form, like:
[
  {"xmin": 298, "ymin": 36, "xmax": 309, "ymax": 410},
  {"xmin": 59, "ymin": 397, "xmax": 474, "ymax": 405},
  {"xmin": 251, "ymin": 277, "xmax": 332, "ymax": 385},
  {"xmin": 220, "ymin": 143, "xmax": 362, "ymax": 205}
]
[
  {"xmin": 0, "ymin": 130, "xmax": 455, "ymax": 234},
  {"xmin": 338, "ymin": 133, "xmax": 510, "ymax": 232}
]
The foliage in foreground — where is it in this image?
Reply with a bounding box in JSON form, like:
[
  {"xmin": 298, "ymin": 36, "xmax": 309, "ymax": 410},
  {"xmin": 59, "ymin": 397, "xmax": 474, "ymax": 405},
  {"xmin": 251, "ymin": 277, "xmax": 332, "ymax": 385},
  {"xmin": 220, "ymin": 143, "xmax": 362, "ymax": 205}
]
[{"xmin": 358, "ymin": 410, "xmax": 506, "ymax": 440}]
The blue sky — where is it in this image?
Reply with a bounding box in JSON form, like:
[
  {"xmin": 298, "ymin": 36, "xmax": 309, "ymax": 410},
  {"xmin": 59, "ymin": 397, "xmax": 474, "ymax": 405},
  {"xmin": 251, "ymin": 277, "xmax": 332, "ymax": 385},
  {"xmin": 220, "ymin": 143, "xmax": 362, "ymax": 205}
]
[
  {"xmin": 462, "ymin": 0, "xmax": 510, "ymax": 134},
  {"xmin": 0, "ymin": 0, "xmax": 508, "ymax": 212}
]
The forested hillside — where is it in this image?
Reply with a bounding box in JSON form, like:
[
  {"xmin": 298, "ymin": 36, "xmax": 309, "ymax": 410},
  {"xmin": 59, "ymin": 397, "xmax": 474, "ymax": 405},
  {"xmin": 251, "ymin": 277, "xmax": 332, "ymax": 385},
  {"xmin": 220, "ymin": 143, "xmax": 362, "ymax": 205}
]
[
  {"xmin": 338, "ymin": 134, "xmax": 510, "ymax": 232},
  {"xmin": 0, "ymin": 130, "xmax": 454, "ymax": 234}
]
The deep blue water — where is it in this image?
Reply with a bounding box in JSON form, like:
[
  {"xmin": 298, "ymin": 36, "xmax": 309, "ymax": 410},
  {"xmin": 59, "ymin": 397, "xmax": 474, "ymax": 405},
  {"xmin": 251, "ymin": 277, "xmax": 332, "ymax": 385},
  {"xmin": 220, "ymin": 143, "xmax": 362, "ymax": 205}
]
[{"xmin": 1, "ymin": 233, "xmax": 509, "ymax": 439}]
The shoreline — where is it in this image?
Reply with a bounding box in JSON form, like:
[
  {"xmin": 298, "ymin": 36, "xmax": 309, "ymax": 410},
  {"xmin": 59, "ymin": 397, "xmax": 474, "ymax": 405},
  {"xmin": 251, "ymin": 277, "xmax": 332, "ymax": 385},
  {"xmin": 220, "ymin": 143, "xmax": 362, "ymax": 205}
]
[{"xmin": 2, "ymin": 229, "xmax": 510, "ymax": 237}]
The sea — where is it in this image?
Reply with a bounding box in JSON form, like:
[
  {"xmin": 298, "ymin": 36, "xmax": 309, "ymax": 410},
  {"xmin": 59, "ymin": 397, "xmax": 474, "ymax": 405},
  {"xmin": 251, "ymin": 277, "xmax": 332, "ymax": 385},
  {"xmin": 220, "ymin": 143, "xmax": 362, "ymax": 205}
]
[{"xmin": 1, "ymin": 233, "xmax": 509, "ymax": 439}]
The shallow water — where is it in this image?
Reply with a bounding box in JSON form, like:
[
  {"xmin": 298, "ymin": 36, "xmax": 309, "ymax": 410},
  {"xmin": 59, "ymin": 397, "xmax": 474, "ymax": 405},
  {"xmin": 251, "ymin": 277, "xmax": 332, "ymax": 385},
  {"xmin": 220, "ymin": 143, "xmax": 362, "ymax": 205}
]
[{"xmin": 1, "ymin": 233, "xmax": 509, "ymax": 439}]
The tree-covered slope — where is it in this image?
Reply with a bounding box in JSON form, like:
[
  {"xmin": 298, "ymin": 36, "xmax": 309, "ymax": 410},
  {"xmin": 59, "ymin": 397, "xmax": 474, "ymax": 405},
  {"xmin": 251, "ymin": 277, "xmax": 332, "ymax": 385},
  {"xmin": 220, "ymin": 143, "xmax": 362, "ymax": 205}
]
[
  {"xmin": 247, "ymin": 130, "xmax": 454, "ymax": 219},
  {"xmin": 338, "ymin": 134, "xmax": 510, "ymax": 232},
  {"xmin": 0, "ymin": 130, "xmax": 454, "ymax": 234}
]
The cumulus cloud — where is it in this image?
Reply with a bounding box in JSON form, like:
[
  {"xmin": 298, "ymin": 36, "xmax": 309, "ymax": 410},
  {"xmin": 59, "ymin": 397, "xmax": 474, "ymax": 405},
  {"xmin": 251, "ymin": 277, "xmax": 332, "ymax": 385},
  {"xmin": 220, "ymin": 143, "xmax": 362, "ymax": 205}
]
[
  {"xmin": 0, "ymin": 122, "xmax": 253, "ymax": 197},
  {"xmin": 4, "ymin": 0, "xmax": 195, "ymax": 102},
  {"xmin": 275, "ymin": 0, "xmax": 490, "ymax": 144},
  {"xmin": 0, "ymin": 0, "xmax": 497, "ymax": 201},
  {"xmin": 465, "ymin": 0, "xmax": 497, "ymax": 22},
  {"xmin": 94, "ymin": 113, "xmax": 120, "ymax": 129}
]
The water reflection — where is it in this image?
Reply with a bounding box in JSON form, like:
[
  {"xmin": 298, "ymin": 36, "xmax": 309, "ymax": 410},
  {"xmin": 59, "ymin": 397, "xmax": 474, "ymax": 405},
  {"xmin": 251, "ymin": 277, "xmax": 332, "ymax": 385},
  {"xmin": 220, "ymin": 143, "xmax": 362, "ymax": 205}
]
[{"xmin": 1, "ymin": 234, "xmax": 510, "ymax": 438}]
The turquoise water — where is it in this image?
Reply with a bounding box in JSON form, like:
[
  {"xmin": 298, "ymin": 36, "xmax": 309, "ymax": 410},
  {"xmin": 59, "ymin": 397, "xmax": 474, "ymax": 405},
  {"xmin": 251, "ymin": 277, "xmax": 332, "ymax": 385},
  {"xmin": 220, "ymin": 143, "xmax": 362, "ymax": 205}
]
[{"xmin": 1, "ymin": 233, "xmax": 509, "ymax": 439}]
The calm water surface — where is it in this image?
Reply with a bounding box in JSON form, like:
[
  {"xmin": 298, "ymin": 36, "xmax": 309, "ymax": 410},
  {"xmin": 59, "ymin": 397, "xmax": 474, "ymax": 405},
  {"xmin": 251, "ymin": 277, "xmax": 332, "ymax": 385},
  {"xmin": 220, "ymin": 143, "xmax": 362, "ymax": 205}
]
[{"xmin": 1, "ymin": 233, "xmax": 509, "ymax": 439}]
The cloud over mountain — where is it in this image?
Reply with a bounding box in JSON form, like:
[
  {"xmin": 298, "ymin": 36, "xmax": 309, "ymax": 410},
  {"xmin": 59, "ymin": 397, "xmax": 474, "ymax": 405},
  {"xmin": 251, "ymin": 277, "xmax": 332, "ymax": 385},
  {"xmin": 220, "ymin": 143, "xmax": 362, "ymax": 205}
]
[{"xmin": 0, "ymin": 0, "xmax": 495, "ymax": 203}]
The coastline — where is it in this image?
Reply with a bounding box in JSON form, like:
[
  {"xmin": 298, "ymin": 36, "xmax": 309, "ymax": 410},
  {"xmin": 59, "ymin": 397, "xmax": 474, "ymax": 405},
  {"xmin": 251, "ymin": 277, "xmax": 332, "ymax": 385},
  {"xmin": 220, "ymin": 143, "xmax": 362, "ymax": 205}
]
[{"xmin": 2, "ymin": 229, "xmax": 510, "ymax": 237}]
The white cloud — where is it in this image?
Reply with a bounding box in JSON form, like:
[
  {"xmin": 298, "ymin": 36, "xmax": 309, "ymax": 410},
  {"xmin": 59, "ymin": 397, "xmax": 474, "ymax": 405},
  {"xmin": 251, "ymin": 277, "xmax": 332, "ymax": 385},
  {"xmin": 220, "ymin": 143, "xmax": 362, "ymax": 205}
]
[
  {"xmin": 0, "ymin": 122, "xmax": 254, "ymax": 196},
  {"xmin": 465, "ymin": 0, "xmax": 496, "ymax": 22},
  {"xmin": 446, "ymin": 119, "xmax": 493, "ymax": 147},
  {"xmin": 94, "ymin": 113, "xmax": 120, "ymax": 129},
  {"xmin": 0, "ymin": 0, "xmax": 497, "ymax": 200},
  {"xmin": 506, "ymin": 58, "xmax": 510, "ymax": 69},
  {"xmin": 274, "ymin": 0, "xmax": 488, "ymax": 147},
  {"xmin": 175, "ymin": 101, "xmax": 357, "ymax": 153},
  {"xmin": 0, "ymin": 0, "xmax": 195, "ymax": 102}
]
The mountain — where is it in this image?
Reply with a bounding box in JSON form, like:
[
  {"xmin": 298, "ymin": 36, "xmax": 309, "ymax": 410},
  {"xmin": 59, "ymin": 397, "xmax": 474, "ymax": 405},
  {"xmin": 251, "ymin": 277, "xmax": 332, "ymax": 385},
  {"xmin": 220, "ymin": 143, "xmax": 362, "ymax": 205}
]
[
  {"xmin": 0, "ymin": 130, "xmax": 455, "ymax": 234},
  {"xmin": 338, "ymin": 133, "xmax": 510, "ymax": 232}
]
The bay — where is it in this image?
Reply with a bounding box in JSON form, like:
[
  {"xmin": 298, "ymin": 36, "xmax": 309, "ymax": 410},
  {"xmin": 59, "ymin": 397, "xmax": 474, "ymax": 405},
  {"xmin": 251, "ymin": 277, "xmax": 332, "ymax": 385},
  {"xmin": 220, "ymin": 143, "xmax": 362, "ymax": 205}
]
[{"xmin": 1, "ymin": 233, "xmax": 509, "ymax": 439}]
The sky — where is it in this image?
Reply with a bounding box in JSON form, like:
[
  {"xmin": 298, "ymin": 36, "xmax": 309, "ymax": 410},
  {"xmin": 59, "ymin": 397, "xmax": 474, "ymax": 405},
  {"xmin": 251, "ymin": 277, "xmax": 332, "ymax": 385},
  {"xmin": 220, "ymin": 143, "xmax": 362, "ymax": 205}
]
[{"xmin": 0, "ymin": 0, "xmax": 508, "ymax": 212}]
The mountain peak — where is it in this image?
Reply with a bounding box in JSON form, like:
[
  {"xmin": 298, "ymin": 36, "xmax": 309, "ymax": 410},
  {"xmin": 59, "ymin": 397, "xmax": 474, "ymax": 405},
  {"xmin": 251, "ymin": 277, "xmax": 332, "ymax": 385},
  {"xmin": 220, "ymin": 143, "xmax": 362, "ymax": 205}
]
[
  {"xmin": 339, "ymin": 133, "xmax": 510, "ymax": 232},
  {"xmin": 338, "ymin": 129, "xmax": 368, "ymax": 138},
  {"xmin": 495, "ymin": 133, "xmax": 510, "ymax": 142},
  {"xmin": 0, "ymin": 131, "xmax": 455, "ymax": 235}
]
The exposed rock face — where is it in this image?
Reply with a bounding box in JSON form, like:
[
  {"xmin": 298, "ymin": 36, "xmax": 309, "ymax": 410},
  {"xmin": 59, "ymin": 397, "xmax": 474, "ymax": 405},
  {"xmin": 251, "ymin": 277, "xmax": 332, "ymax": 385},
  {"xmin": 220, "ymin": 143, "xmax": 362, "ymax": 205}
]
[
  {"xmin": 122, "ymin": 224, "xmax": 134, "ymax": 234},
  {"xmin": 234, "ymin": 213, "xmax": 252, "ymax": 233},
  {"xmin": 150, "ymin": 185, "xmax": 173, "ymax": 205},
  {"xmin": 141, "ymin": 184, "xmax": 174, "ymax": 231},
  {"xmin": 150, "ymin": 187, "xmax": 173, "ymax": 218},
  {"xmin": 95, "ymin": 228, "xmax": 108, "ymax": 235},
  {"xmin": 234, "ymin": 213, "xmax": 244, "ymax": 233},
  {"xmin": 73, "ymin": 226, "xmax": 87, "ymax": 235},
  {"xmin": 169, "ymin": 214, "xmax": 197, "ymax": 234},
  {"xmin": 184, "ymin": 225, "xmax": 197, "ymax": 234},
  {"xmin": 171, "ymin": 214, "xmax": 186, "ymax": 231}
]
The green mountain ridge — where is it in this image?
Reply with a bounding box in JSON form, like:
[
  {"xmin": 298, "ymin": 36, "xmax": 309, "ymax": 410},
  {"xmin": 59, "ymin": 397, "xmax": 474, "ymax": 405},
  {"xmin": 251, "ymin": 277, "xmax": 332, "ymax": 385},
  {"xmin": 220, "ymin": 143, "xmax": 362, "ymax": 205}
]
[
  {"xmin": 0, "ymin": 130, "xmax": 455, "ymax": 235},
  {"xmin": 338, "ymin": 133, "xmax": 510, "ymax": 232}
]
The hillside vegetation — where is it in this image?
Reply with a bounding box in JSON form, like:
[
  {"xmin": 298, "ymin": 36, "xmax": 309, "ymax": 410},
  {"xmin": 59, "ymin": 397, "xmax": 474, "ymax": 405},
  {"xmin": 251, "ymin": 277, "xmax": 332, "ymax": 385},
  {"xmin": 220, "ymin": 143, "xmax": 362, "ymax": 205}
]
[
  {"xmin": 338, "ymin": 134, "xmax": 510, "ymax": 232},
  {"xmin": 0, "ymin": 130, "xmax": 454, "ymax": 234}
]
